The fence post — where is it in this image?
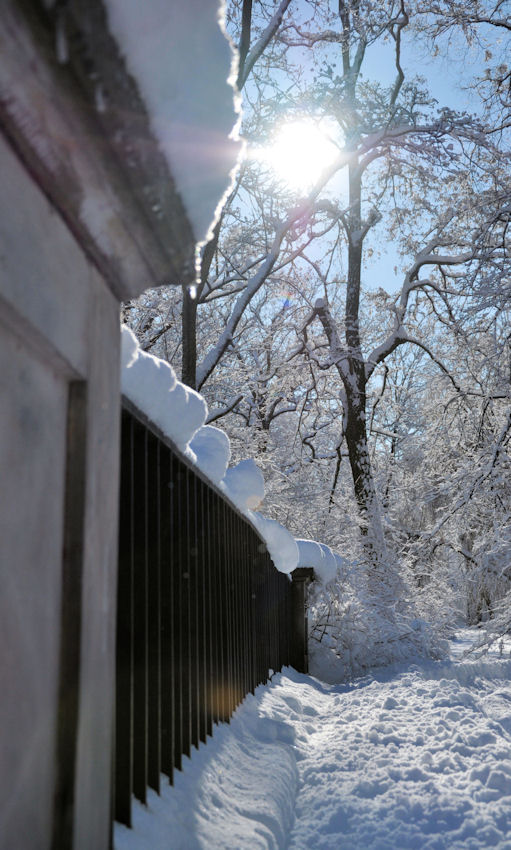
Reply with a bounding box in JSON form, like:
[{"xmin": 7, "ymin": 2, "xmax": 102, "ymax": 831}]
[{"xmin": 290, "ymin": 568, "xmax": 315, "ymax": 674}]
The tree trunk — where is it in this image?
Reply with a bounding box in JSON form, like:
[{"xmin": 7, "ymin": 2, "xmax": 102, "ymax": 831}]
[
  {"xmin": 343, "ymin": 158, "xmax": 387, "ymax": 570},
  {"xmin": 343, "ymin": 377, "xmax": 387, "ymax": 570},
  {"xmin": 181, "ymin": 219, "xmax": 222, "ymax": 389},
  {"xmin": 181, "ymin": 284, "xmax": 197, "ymax": 389}
]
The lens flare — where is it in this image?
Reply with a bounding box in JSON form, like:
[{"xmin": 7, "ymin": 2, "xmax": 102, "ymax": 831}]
[{"xmin": 255, "ymin": 119, "xmax": 339, "ymax": 192}]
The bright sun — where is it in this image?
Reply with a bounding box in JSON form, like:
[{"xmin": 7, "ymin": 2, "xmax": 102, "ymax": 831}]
[{"xmin": 258, "ymin": 120, "xmax": 339, "ymax": 192}]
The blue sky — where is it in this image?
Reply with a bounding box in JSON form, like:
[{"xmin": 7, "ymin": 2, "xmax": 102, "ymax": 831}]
[{"xmin": 362, "ymin": 16, "xmax": 503, "ymax": 292}]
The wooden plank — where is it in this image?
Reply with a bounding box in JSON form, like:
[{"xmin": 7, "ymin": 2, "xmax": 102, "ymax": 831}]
[
  {"xmin": 115, "ymin": 413, "xmax": 135, "ymax": 826},
  {"xmin": 51, "ymin": 382, "xmax": 87, "ymax": 850},
  {"xmin": 132, "ymin": 424, "xmax": 148, "ymax": 803},
  {"xmin": 160, "ymin": 448, "xmax": 174, "ymax": 782},
  {"xmin": 147, "ymin": 435, "xmax": 161, "ymax": 792}
]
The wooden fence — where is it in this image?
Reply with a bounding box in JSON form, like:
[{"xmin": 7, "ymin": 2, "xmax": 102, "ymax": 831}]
[{"xmin": 113, "ymin": 403, "xmax": 312, "ymax": 829}]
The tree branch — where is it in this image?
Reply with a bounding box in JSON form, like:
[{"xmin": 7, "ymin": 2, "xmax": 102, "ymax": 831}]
[
  {"xmin": 237, "ymin": 0, "xmax": 292, "ymax": 90},
  {"xmin": 206, "ymin": 394, "xmax": 244, "ymax": 424}
]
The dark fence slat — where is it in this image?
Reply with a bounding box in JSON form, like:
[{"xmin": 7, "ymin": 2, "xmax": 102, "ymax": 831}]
[
  {"xmin": 221, "ymin": 499, "xmax": 233, "ymax": 720},
  {"xmin": 240, "ymin": 517, "xmax": 250, "ymax": 698},
  {"xmin": 132, "ymin": 422, "xmax": 148, "ymax": 804},
  {"xmin": 187, "ymin": 467, "xmax": 199, "ymax": 752},
  {"xmin": 160, "ymin": 448, "xmax": 174, "ymax": 782},
  {"xmin": 228, "ymin": 509, "xmax": 240, "ymax": 710},
  {"xmin": 197, "ymin": 479, "xmax": 208, "ymax": 745},
  {"xmin": 115, "ymin": 412, "xmax": 134, "ymax": 826},
  {"xmin": 173, "ymin": 460, "xmax": 186, "ymax": 769},
  {"xmin": 203, "ymin": 485, "xmax": 214, "ymax": 739},
  {"xmin": 147, "ymin": 433, "xmax": 161, "ymax": 792},
  {"xmin": 213, "ymin": 491, "xmax": 225, "ymax": 723}
]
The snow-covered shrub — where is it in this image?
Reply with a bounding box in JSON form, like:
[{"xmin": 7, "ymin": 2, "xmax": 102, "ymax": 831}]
[{"xmin": 307, "ymin": 538, "xmax": 449, "ymax": 682}]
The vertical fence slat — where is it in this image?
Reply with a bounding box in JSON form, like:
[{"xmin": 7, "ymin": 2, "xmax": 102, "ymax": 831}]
[
  {"xmin": 115, "ymin": 412, "xmax": 134, "ymax": 826},
  {"xmin": 221, "ymin": 500, "xmax": 233, "ymax": 719},
  {"xmin": 213, "ymin": 491, "xmax": 224, "ymax": 723},
  {"xmin": 248, "ymin": 527, "xmax": 254, "ymax": 692},
  {"xmin": 198, "ymin": 480, "xmax": 208, "ymax": 744},
  {"xmin": 132, "ymin": 423, "xmax": 148, "ymax": 803},
  {"xmin": 204, "ymin": 486, "xmax": 214, "ymax": 738},
  {"xmin": 249, "ymin": 529, "xmax": 257, "ymax": 692},
  {"xmin": 236, "ymin": 516, "xmax": 245, "ymax": 705},
  {"xmin": 230, "ymin": 510, "xmax": 240, "ymax": 709},
  {"xmin": 174, "ymin": 459, "xmax": 185, "ymax": 769},
  {"xmin": 160, "ymin": 444, "xmax": 173, "ymax": 782},
  {"xmin": 147, "ymin": 434, "xmax": 161, "ymax": 792},
  {"xmin": 240, "ymin": 517, "xmax": 249, "ymax": 699},
  {"xmin": 189, "ymin": 468, "xmax": 200, "ymax": 751}
]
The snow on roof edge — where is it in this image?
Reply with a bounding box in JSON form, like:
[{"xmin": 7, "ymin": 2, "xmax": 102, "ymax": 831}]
[{"xmin": 104, "ymin": 0, "xmax": 242, "ymax": 248}]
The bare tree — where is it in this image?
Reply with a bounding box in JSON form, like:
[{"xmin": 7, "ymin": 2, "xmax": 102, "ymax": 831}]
[
  {"xmin": 125, "ymin": 0, "xmax": 510, "ymax": 629},
  {"xmin": 181, "ymin": 0, "xmax": 293, "ymax": 389}
]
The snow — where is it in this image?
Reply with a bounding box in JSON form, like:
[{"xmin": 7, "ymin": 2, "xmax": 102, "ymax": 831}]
[
  {"xmin": 121, "ymin": 327, "xmax": 354, "ymax": 578},
  {"xmin": 222, "ymin": 460, "xmax": 298, "ymax": 575},
  {"xmin": 296, "ymin": 539, "xmax": 339, "ymax": 584},
  {"xmin": 221, "ymin": 458, "xmax": 265, "ymax": 511},
  {"xmin": 120, "ymin": 326, "xmax": 299, "ymax": 574},
  {"xmin": 248, "ymin": 512, "xmax": 299, "ymax": 576},
  {"xmin": 114, "ymin": 630, "xmax": 511, "ymax": 850},
  {"xmin": 104, "ymin": 0, "xmax": 242, "ymax": 246},
  {"xmin": 121, "ymin": 326, "xmax": 205, "ymax": 460},
  {"xmin": 189, "ymin": 424, "xmax": 230, "ymax": 485}
]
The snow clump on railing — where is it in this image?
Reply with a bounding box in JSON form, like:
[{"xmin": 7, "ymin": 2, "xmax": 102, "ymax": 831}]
[
  {"xmin": 295, "ymin": 540, "xmax": 342, "ymax": 585},
  {"xmin": 121, "ymin": 326, "xmax": 341, "ymax": 581}
]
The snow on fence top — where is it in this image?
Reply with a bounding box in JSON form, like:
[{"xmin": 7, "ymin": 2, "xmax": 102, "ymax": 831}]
[
  {"xmin": 121, "ymin": 325, "xmax": 340, "ymax": 581},
  {"xmin": 295, "ymin": 539, "xmax": 341, "ymax": 585},
  {"xmin": 105, "ymin": 0, "xmax": 242, "ymax": 246}
]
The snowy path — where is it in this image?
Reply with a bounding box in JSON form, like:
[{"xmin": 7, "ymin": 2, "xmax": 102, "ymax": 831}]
[{"xmin": 116, "ymin": 633, "xmax": 511, "ymax": 850}]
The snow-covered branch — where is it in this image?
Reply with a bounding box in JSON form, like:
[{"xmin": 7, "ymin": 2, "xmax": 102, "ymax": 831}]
[
  {"xmin": 237, "ymin": 0, "xmax": 292, "ymax": 89},
  {"xmin": 206, "ymin": 394, "xmax": 244, "ymax": 424},
  {"xmin": 197, "ymin": 216, "xmax": 293, "ymax": 389},
  {"xmin": 420, "ymin": 408, "xmax": 511, "ymax": 542}
]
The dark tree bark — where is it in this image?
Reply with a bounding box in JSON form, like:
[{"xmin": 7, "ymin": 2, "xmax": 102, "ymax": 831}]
[
  {"xmin": 236, "ymin": 0, "xmax": 253, "ymax": 89},
  {"xmin": 181, "ymin": 284, "xmax": 198, "ymax": 389},
  {"xmin": 180, "ymin": 1, "xmax": 291, "ymax": 388}
]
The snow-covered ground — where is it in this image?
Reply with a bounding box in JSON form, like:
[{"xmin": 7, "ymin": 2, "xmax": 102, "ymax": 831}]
[{"xmin": 115, "ymin": 631, "xmax": 511, "ymax": 850}]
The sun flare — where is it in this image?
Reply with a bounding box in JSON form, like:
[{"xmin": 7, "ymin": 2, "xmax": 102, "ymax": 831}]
[{"xmin": 257, "ymin": 120, "xmax": 339, "ymax": 192}]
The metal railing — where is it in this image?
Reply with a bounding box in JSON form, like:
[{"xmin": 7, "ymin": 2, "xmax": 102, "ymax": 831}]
[{"xmin": 114, "ymin": 403, "xmax": 311, "ymax": 828}]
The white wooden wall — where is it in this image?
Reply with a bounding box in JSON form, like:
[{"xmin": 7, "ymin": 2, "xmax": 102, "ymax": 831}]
[{"xmin": 0, "ymin": 133, "xmax": 121, "ymax": 850}]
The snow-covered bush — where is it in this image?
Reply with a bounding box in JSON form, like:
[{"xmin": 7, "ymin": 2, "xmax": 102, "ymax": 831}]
[{"xmin": 307, "ymin": 559, "xmax": 449, "ymax": 682}]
